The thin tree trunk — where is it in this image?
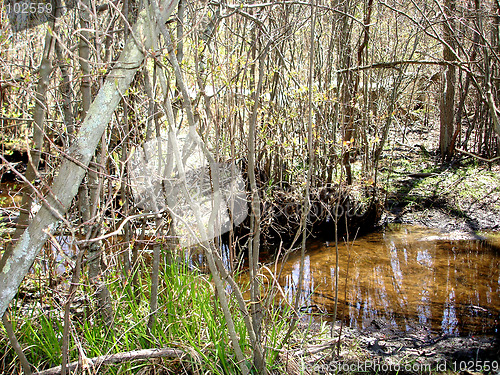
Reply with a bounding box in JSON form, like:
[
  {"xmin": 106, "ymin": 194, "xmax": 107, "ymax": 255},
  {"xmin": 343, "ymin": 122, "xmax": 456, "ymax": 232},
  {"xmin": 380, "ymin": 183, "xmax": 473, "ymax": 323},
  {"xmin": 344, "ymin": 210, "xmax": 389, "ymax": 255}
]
[
  {"xmin": 147, "ymin": 238, "xmax": 162, "ymax": 336},
  {"xmin": 60, "ymin": 248, "xmax": 85, "ymax": 375},
  {"xmin": 120, "ymin": 103, "xmax": 132, "ymax": 275},
  {"xmin": 77, "ymin": 0, "xmax": 93, "ymax": 226},
  {"xmin": 54, "ymin": 21, "xmax": 79, "ymax": 375},
  {"xmin": 485, "ymin": 54, "xmax": 500, "ymax": 145},
  {"xmin": 247, "ymin": 35, "xmax": 267, "ymax": 375},
  {"xmin": 440, "ymin": 0, "xmax": 457, "ymax": 159},
  {"xmin": 0, "ymin": 4, "xmax": 61, "ymax": 368},
  {"xmin": 300, "ymin": 0, "xmax": 316, "ymax": 333},
  {"xmin": 55, "ymin": 40, "xmax": 74, "ymax": 138},
  {"xmin": 281, "ymin": 0, "xmax": 316, "ymax": 354},
  {"xmin": 147, "ymin": 104, "xmax": 164, "ymax": 336},
  {"xmin": 339, "ymin": 0, "xmax": 355, "ymax": 185},
  {"xmin": 2, "ymin": 314, "xmax": 32, "ymax": 375},
  {"xmin": 0, "ymin": 6, "xmax": 58, "ymax": 271}
]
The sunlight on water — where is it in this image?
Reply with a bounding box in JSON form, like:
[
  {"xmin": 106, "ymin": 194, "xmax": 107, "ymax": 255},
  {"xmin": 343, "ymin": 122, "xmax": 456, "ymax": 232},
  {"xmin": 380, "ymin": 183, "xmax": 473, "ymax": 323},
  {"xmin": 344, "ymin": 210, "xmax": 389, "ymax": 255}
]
[{"xmin": 274, "ymin": 225, "xmax": 499, "ymax": 335}]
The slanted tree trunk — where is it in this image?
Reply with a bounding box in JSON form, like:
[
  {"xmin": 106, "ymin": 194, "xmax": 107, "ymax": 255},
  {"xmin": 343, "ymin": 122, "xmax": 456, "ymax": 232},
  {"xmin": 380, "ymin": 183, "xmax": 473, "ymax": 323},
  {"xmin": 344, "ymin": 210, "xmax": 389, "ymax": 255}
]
[{"xmin": 0, "ymin": 0, "xmax": 180, "ymax": 319}]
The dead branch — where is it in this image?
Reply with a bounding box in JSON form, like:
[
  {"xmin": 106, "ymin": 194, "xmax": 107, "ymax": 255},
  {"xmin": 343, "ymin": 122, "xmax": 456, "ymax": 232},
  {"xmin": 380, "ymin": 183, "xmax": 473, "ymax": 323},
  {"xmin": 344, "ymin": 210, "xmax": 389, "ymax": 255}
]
[
  {"xmin": 336, "ymin": 59, "xmax": 470, "ymax": 73},
  {"xmin": 33, "ymin": 348, "xmax": 186, "ymax": 375}
]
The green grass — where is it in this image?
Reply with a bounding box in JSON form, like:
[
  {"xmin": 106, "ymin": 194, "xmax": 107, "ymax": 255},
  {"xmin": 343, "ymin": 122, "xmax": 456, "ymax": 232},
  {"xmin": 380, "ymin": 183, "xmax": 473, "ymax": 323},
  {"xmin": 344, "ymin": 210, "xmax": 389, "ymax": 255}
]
[{"xmin": 0, "ymin": 252, "xmax": 293, "ymax": 374}]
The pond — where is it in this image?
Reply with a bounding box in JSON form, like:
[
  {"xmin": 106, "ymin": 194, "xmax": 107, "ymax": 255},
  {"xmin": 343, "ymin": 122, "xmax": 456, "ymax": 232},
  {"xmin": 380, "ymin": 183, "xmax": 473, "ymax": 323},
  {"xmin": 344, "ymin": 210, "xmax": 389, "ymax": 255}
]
[{"xmin": 273, "ymin": 225, "xmax": 499, "ymax": 336}]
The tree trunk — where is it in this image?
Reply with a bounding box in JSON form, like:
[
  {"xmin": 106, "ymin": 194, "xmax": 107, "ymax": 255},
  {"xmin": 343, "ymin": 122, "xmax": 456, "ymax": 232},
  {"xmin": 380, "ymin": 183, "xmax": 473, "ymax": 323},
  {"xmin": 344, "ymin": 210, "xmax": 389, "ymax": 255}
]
[
  {"xmin": 339, "ymin": 0, "xmax": 355, "ymax": 184},
  {"xmin": 440, "ymin": 0, "xmax": 457, "ymax": 159},
  {"xmin": 247, "ymin": 36, "xmax": 267, "ymax": 375}
]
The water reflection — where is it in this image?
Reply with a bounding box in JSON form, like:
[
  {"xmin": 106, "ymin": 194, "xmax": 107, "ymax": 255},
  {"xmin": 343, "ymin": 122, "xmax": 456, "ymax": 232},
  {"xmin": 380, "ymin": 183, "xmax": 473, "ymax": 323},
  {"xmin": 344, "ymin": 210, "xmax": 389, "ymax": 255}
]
[
  {"xmin": 277, "ymin": 225, "xmax": 499, "ymax": 335},
  {"xmin": 42, "ymin": 235, "xmax": 76, "ymax": 274}
]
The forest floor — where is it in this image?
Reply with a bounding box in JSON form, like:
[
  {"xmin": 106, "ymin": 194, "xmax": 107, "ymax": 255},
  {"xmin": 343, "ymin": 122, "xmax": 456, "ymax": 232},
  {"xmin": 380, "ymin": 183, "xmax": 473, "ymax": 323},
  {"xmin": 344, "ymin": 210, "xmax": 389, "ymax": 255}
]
[
  {"xmin": 283, "ymin": 320, "xmax": 499, "ymax": 375},
  {"xmin": 380, "ymin": 122, "xmax": 500, "ymax": 236}
]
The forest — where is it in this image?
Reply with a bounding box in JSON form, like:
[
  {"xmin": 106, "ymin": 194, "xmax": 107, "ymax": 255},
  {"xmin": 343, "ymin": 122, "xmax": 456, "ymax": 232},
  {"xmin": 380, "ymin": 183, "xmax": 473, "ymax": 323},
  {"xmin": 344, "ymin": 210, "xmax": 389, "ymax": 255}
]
[{"xmin": 0, "ymin": 0, "xmax": 499, "ymax": 373}]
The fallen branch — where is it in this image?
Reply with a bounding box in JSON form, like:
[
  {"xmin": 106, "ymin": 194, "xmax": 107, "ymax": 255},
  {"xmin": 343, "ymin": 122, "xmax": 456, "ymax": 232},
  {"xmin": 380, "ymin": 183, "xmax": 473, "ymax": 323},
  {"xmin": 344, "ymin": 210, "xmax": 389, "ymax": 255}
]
[
  {"xmin": 34, "ymin": 348, "xmax": 186, "ymax": 375},
  {"xmin": 380, "ymin": 168, "xmax": 439, "ymax": 178},
  {"xmin": 455, "ymin": 148, "xmax": 500, "ymax": 163},
  {"xmin": 335, "ymin": 59, "xmax": 468, "ymax": 73},
  {"xmin": 76, "ymin": 211, "xmax": 167, "ymax": 244},
  {"xmin": 408, "ymin": 172, "xmax": 438, "ymax": 178},
  {"xmin": 294, "ymin": 340, "xmax": 337, "ymax": 356}
]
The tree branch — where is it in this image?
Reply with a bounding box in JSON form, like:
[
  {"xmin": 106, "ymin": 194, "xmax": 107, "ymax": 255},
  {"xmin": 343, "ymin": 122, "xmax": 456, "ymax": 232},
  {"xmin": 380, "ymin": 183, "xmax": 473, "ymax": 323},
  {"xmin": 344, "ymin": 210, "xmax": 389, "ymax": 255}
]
[
  {"xmin": 335, "ymin": 59, "xmax": 470, "ymax": 73},
  {"xmin": 33, "ymin": 348, "xmax": 185, "ymax": 375}
]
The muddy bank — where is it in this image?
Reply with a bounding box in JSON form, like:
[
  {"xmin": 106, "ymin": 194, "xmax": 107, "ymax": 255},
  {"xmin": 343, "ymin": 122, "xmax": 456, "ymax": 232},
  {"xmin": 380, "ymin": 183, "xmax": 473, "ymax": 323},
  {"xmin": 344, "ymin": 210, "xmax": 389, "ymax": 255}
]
[
  {"xmin": 289, "ymin": 321, "xmax": 500, "ymax": 375},
  {"xmin": 229, "ymin": 183, "xmax": 384, "ymax": 255},
  {"xmin": 265, "ymin": 185, "xmax": 383, "ymax": 243},
  {"xmin": 384, "ymin": 206, "xmax": 500, "ymax": 240}
]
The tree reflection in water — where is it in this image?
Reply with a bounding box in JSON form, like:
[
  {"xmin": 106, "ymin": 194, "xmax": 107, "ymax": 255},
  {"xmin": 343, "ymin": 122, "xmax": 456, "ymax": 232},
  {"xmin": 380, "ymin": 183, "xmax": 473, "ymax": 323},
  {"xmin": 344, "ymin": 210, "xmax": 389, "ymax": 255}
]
[{"xmin": 278, "ymin": 225, "xmax": 499, "ymax": 336}]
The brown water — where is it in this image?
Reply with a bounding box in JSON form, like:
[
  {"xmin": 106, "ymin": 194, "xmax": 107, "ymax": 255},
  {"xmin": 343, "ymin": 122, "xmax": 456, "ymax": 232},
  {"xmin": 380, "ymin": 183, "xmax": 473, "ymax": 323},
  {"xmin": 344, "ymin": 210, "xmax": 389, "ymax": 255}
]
[
  {"xmin": 0, "ymin": 182, "xmax": 23, "ymax": 214},
  {"xmin": 272, "ymin": 225, "xmax": 499, "ymax": 336}
]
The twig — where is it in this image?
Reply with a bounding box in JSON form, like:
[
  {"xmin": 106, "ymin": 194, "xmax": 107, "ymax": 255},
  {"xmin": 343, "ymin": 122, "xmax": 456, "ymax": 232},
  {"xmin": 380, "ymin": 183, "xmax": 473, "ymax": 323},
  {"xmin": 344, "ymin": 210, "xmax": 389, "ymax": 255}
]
[
  {"xmin": 76, "ymin": 212, "xmax": 166, "ymax": 244},
  {"xmin": 60, "ymin": 244, "xmax": 84, "ymax": 375},
  {"xmin": 2, "ymin": 314, "xmax": 32, "ymax": 375},
  {"xmin": 294, "ymin": 340, "xmax": 337, "ymax": 356}
]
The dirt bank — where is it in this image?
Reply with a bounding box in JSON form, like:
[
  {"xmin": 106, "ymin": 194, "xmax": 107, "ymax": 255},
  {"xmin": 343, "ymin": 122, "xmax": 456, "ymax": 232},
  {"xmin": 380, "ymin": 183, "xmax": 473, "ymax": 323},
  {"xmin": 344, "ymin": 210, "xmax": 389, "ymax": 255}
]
[{"xmin": 285, "ymin": 321, "xmax": 499, "ymax": 375}]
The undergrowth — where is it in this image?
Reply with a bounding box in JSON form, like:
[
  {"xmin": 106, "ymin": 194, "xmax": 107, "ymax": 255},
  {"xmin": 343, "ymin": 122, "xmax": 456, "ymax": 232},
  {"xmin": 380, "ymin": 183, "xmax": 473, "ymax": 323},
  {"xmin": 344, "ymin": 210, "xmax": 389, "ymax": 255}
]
[{"xmin": 0, "ymin": 252, "xmax": 293, "ymax": 374}]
